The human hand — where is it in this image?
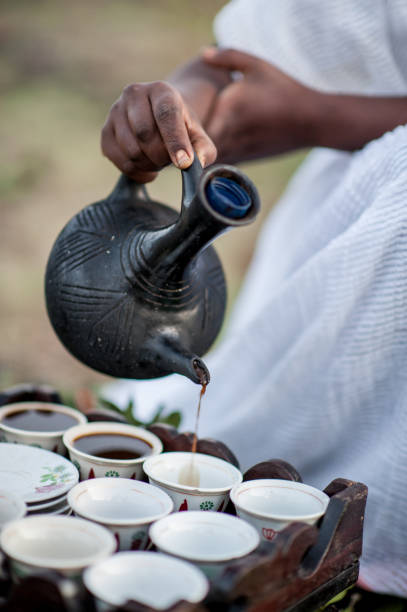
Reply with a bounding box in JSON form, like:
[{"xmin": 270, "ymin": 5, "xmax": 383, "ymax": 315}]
[
  {"xmin": 101, "ymin": 81, "xmax": 217, "ymax": 183},
  {"xmin": 202, "ymin": 48, "xmax": 319, "ymax": 163}
]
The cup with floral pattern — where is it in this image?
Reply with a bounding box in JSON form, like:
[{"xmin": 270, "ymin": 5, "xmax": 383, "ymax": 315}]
[
  {"xmin": 143, "ymin": 451, "xmax": 242, "ymax": 513},
  {"xmin": 63, "ymin": 421, "xmax": 163, "ymax": 481}
]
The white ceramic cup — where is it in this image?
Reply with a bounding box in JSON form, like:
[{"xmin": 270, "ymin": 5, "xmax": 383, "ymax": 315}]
[
  {"xmin": 68, "ymin": 477, "xmax": 173, "ymax": 551},
  {"xmin": 230, "ymin": 479, "xmax": 330, "ymax": 542},
  {"xmin": 0, "ymin": 490, "xmax": 26, "ymax": 531},
  {"xmin": 0, "ymin": 402, "xmax": 87, "ymax": 455},
  {"xmin": 83, "ymin": 551, "xmax": 209, "ymax": 611},
  {"xmin": 0, "ymin": 515, "xmax": 116, "ymax": 581},
  {"xmin": 149, "ymin": 510, "xmax": 260, "ymax": 580},
  {"xmin": 143, "ymin": 451, "xmax": 242, "ymax": 512},
  {"xmin": 63, "ymin": 421, "xmax": 163, "ymax": 481}
]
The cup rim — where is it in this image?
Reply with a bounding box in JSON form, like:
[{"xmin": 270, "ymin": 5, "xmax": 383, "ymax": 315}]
[
  {"xmin": 0, "ymin": 515, "xmax": 116, "ymax": 569},
  {"xmin": 230, "ymin": 479, "xmax": 330, "ymax": 522},
  {"xmin": 62, "ymin": 421, "xmax": 163, "ymax": 466},
  {"xmin": 143, "ymin": 451, "xmax": 243, "ymax": 494},
  {"xmin": 149, "ymin": 510, "xmax": 260, "ymax": 562},
  {"xmin": 83, "ymin": 551, "xmax": 209, "ymax": 608},
  {"xmin": 67, "ymin": 478, "xmax": 174, "ymax": 526},
  {"xmin": 0, "ymin": 402, "xmax": 87, "ymax": 438}
]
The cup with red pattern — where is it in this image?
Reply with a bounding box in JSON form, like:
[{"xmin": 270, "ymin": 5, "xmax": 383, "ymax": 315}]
[
  {"xmin": 63, "ymin": 421, "xmax": 162, "ymax": 481},
  {"xmin": 149, "ymin": 511, "xmax": 259, "ymax": 580},
  {"xmin": 230, "ymin": 479, "xmax": 329, "ymax": 542},
  {"xmin": 143, "ymin": 451, "xmax": 242, "ymax": 513},
  {"xmin": 67, "ymin": 477, "xmax": 173, "ymax": 551}
]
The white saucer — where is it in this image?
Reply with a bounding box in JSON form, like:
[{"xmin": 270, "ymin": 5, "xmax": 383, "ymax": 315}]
[
  {"xmin": 28, "ymin": 502, "xmax": 71, "ymax": 516},
  {"xmin": 26, "ymin": 490, "xmax": 68, "ymax": 508},
  {"xmin": 0, "ymin": 443, "xmax": 79, "ymax": 503},
  {"xmin": 27, "ymin": 495, "xmax": 68, "ymax": 515},
  {"xmin": 26, "ymin": 493, "xmax": 67, "ymax": 512}
]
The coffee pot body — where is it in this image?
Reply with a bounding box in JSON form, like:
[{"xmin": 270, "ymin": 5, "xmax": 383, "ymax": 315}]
[{"xmin": 45, "ymin": 159, "xmax": 260, "ymax": 384}]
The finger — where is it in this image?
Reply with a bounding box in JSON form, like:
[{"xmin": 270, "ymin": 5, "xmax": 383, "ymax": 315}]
[
  {"xmin": 101, "ymin": 123, "xmax": 157, "ymax": 183},
  {"xmin": 101, "ymin": 120, "xmax": 126, "ymax": 170},
  {"xmin": 186, "ymin": 114, "xmax": 217, "ymax": 167},
  {"xmin": 202, "ymin": 46, "xmax": 261, "ymax": 73},
  {"xmin": 112, "ymin": 104, "xmax": 159, "ymax": 172},
  {"xmin": 149, "ymin": 84, "xmax": 195, "ymax": 169},
  {"xmin": 205, "ymin": 88, "xmax": 235, "ymax": 142},
  {"xmin": 126, "ymin": 168, "xmax": 158, "ymax": 183},
  {"xmin": 126, "ymin": 95, "xmax": 170, "ymax": 169}
]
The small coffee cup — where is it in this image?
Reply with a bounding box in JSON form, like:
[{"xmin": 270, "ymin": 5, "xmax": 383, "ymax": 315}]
[
  {"xmin": 149, "ymin": 511, "xmax": 260, "ymax": 580},
  {"xmin": 230, "ymin": 479, "xmax": 330, "ymax": 542},
  {"xmin": 83, "ymin": 551, "xmax": 209, "ymax": 610},
  {"xmin": 63, "ymin": 421, "xmax": 163, "ymax": 480},
  {"xmin": 0, "ymin": 490, "xmax": 26, "ymax": 532},
  {"xmin": 0, "ymin": 515, "xmax": 116, "ymax": 581},
  {"xmin": 0, "ymin": 402, "xmax": 87, "ymax": 455},
  {"xmin": 143, "ymin": 451, "xmax": 242, "ymax": 512},
  {"xmin": 68, "ymin": 477, "xmax": 173, "ymax": 550}
]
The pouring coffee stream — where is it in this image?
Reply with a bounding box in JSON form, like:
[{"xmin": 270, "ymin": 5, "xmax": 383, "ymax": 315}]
[
  {"xmin": 178, "ymin": 382, "xmax": 207, "ymax": 487},
  {"xmin": 45, "ymin": 156, "xmax": 260, "ymax": 384}
]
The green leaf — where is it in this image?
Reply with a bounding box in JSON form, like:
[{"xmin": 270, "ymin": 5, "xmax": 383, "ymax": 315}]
[
  {"xmin": 160, "ymin": 411, "xmax": 182, "ymax": 429},
  {"xmin": 98, "ymin": 397, "xmax": 142, "ymax": 426},
  {"xmin": 123, "ymin": 399, "xmax": 134, "ymax": 421},
  {"xmin": 318, "ymin": 587, "xmax": 351, "ymax": 610},
  {"xmin": 149, "ymin": 404, "xmax": 165, "ymax": 424},
  {"xmin": 98, "ymin": 398, "xmax": 126, "ymax": 415},
  {"xmin": 59, "ymin": 390, "xmax": 76, "ymax": 409},
  {"xmin": 97, "ymin": 394, "xmax": 182, "ymax": 429},
  {"xmin": 130, "ymin": 417, "xmax": 143, "ymax": 426},
  {"xmin": 123, "ymin": 400, "xmax": 141, "ymax": 426}
]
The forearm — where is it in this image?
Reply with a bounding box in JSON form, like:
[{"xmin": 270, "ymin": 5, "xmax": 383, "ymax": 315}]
[
  {"xmin": 313, "ymin": 92, "xmax": 407, "ymax": 151},
  {"xmin": 168, "ymin": 56, "xmax": 232, "ymax": 126}
]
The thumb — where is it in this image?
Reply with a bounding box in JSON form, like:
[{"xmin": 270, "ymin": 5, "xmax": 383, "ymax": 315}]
[{"xmin": 202, "ymin": 46, "xmax": 260, "ymax": 73}]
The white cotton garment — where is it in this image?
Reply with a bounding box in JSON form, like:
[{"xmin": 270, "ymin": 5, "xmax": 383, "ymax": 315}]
[
  {"xmin": 214, "ymin": 0, "xmax": 407, "ymax": 95},
  {"xmin": 105, "ymin": 0, "xmax": 407, "ymax": 596}
]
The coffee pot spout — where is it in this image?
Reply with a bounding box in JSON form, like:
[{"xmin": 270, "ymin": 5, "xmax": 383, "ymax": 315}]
[{"xmin": 147, "ymin": 335, "xmax": 210, "ymax": 385}]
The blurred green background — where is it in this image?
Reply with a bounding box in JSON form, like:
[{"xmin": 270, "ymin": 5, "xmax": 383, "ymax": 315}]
[{"xmin": 0, "ymin": 0, "xmax": 303, "ymax": 393}]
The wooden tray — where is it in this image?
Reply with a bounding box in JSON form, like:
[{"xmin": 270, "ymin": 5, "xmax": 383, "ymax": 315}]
[{"xmin": 0, "ymin": 388, "xmax": 368, "ymax": 612}]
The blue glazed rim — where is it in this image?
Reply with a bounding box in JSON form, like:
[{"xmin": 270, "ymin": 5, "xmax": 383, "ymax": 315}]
[{"xmin": 205, "ymin": 176, "xmax": 251, "ymax": 219}]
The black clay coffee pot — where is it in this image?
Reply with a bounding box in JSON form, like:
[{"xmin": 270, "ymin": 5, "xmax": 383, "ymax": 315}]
[{"xmin": 45, "ymin": 158, "xmax": 260, "ymax": 384}]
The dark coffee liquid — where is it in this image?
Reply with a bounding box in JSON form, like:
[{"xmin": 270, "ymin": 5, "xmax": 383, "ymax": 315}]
[
  {"xmin": 2, "ymin": 409, "xmax": 79, "ymax": 432},
  {"xmin": 191, "ymin": 383, "xmax": 207, "ymax": 454},
  {"xmin": 178, "ymin": 383, "xmax": 207, "ymax": 487},
  {"xmin": 73, "ymin": 433, "xmax": 152, "ymax": 460}
]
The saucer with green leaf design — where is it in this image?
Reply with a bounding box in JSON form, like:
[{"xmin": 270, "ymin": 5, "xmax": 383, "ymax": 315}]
[{"xmin": 0, "ymin": 442, "xmax": 79, "ymax": 506}]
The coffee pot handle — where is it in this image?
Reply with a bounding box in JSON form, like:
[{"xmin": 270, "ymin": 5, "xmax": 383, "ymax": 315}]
[
  {"xmin": 181, "ymin": 154, "xmax": 203, "ymax": 209},
  {"xmin": 110, "ymin": 154, "xmax": 202, "ymax": 208},
  {"xmin": 107, "ymin": 172, "xmax": 151, "ymax": 203}
]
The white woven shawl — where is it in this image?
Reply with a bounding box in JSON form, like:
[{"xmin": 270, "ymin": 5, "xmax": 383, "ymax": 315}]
[{"xmin": 106, "ymin": 0, "xmax": 407, "ymax": 596}]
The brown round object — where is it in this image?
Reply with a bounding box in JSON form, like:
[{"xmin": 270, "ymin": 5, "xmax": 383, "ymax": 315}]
[
  {"xmin": 147, "ymin": 424, "xmax": 239, "ymax": 467},
  {"xmin": 84, "ymin": 408, "xmax": 128, "ymax": 424},
  {"xmin": 0, "ymin": 384, "xmax": 62, "ymax": 407},
  {"xmin": 243, "ymin": 459, "xmax": 302, "ymax": 482},
  {"xmin": 147, "ymin": 423, "xmax": 194, "ymax": 452},
  {"xmin": 196, "ymin": 438, "xmax": 240, "ymax": 468}
]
